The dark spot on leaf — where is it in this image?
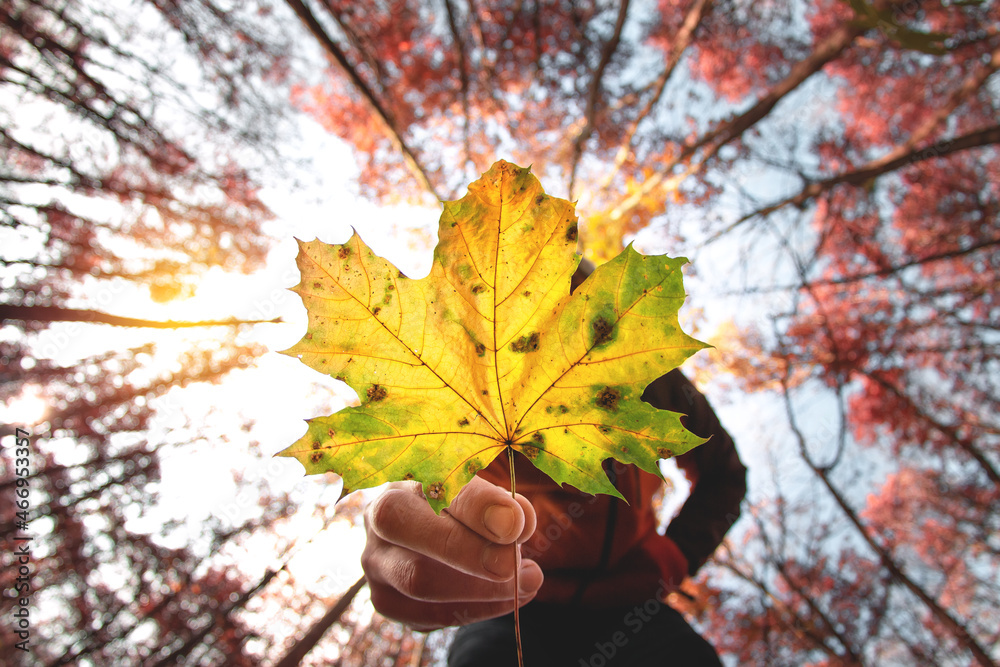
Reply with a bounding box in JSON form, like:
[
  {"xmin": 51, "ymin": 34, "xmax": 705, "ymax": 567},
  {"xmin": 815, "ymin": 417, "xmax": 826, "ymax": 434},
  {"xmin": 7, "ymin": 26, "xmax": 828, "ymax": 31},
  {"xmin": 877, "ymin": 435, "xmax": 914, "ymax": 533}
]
[
  {"xmin": 534, "ymin": 194, "xmax": 544, "ymax": 205},
  {"xmin": 451, "ymin": 221, "xmax": 458, "ymax": 227},
  {"xmin": 510, "ymin": 332, "xmax": 540, "ymax": 353},
  {"xmin": 335, "ymin": 375, "xmax": 345, "ymax": 382},
  {"xmin": 383, "ymin": 292, "xmax": 393, "ymax": 304},
  {"xmin": 403, "ymin": 472, "xmax": 414, "ymax": 480},
  {"xmin": 304, "ymin": 333, "xmax": 313, "ymax": 340},
  {"xmin": 367, "ymin": 384, "xmax": 387, "ymax": 401},
  {"xmin": 559, "ymin": 405, "xmax": 569, "ymax": 414},
  {"xmin": 657, "ymin": 448, "xmax": 673, "ymax": 460},
  {"xmin": 482, "ymin": 389, "xmax": 488, "ymax": 396},
  {"xmin": 471, "ymin": 284, "xmax": 486, "ymax": 294},
  {"xmin": 327, "ymin": 429, "xmax": 336, "ymax": 438},
  {"xmin": 531, "ymin": 432, "xmax": 545, "ymax": 445},
  {"xmin": 596, "ymin": 387, "xmax": 621, "ymax": 412},
  {"xmin": 388, "ymin": 284, "xmax": 395, "ymax": 291},
  {"xmin": 427, "ymin": 482, "xmax": 444, "ymax": 499},
  {"xmin": 474, "ymin": 342, "xmax": 486, "ymax": 357},
  {"xmin": 372, "ymin": 306, "xmax": 381, "ymax": 316},
  {"xmin": 466, "ymin": 462, "xmax": 479, "ymax": 475},
  {"xmin": 398, "ymin": 270, "xmax": 407, "ymax": 279},
  {"xmin": 599, "ymin": 426, "xmax": 611, "ymax": 434},
  {"xmin": 566, "ymin": 222, "xmax": 578, "ymax": 242},
  {"xmin": 338, "ymin": 246, "xmax": 351, "ymax": 259},
  {"xmin": 522, "ymin": 290, "xmax": 531, "ymax": 297},
  {"xmin": 593, "ymin": 316, "xmax": 614, "ymax": 346},
  {"xmin": 310, "ymin": 452, "xmax": 323, "ymax": 463},
  {"xmin": 311, "ymin": 440, "xmax": 322, "ymax": 449},
  {"xmin": 620, "ymin": 446, "xmax": 629, "ymax": 453},
  {"xmin": 459, "ymin": 417, "xmax": 469, "ymax": 427},
  {"xmin": 313, "ymin": 281, "xmax": 324, "ymax": 290},
  {"xmin": 522, "ymin": 445, "xmax": 540, "ymax": 459}
]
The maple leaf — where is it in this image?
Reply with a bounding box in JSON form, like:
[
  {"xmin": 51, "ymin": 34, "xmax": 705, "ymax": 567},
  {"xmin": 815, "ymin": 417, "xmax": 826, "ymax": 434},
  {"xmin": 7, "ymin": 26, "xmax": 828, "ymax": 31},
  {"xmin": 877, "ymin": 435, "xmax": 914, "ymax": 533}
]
[{"xmin": 280, "ymin": 160, "xmax": 708, "ymax": 512}]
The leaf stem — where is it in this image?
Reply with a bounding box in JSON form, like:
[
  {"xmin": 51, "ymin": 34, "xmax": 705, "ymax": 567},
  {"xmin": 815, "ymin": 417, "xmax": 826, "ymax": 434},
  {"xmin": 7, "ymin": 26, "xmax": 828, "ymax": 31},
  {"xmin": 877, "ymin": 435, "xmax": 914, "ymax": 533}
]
[{"xmin": 508, "ymin": 445, "xmax": 524, "ymax": 667}]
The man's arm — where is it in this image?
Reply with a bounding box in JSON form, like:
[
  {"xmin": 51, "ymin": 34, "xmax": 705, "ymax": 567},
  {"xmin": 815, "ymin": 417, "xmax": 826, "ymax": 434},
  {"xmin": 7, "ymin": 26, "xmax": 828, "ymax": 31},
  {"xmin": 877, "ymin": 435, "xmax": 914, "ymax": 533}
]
[{"xmin": 644, "ymin": 369, "xmax": 747, "ymax": 576}]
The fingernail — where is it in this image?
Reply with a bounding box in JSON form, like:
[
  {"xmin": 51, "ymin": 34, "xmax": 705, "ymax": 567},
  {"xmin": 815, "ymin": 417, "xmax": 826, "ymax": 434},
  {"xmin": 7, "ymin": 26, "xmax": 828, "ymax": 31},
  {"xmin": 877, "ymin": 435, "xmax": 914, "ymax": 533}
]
[{"xmin": 484, "ymin": 505, "xmax": 515, "ymax": 540}]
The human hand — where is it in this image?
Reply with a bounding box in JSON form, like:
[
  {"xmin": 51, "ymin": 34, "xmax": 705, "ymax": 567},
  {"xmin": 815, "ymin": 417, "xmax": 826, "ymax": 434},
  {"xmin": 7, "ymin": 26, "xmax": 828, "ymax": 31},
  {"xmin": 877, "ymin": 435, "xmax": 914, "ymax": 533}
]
[{"xmin": 361, "ymin": 476, "xmax": 542, "ymax": 631}]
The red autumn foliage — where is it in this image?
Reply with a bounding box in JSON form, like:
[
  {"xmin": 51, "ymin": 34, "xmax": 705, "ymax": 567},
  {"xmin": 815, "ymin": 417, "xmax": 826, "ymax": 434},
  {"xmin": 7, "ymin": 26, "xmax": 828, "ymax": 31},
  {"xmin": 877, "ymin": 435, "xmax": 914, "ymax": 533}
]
[
  {"xmin": 287, "ymin": 0, "xmax": 998, "ymax": 662},
  {"xmin": 6, "ymin": 0, "xmax": 998, "ymax": 662}
]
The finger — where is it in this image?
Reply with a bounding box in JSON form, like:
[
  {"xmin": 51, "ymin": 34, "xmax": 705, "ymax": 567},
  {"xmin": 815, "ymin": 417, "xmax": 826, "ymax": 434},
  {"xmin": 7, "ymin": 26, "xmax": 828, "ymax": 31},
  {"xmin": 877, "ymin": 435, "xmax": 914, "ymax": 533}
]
[
  {"xmin": 511, "ymin": 492, "xmax": 536, "ymax": 544},
  {"xmin": 367, "ymin": 480, "xmax": 518, "ymax": 581},
  {"xmin": 443, "ymin": 475, "xmax": 534, "ymax": 544},
  {"xmin": 369, "ymin": 567, "xmax": 542, "ymax": 632},
  {"xmin": 365, "ymin": 543, "xmax": 544, "ymax": 604},
  {"xmin": 367, "ymin": 478, "xmax": 536, "ymax": 544}
]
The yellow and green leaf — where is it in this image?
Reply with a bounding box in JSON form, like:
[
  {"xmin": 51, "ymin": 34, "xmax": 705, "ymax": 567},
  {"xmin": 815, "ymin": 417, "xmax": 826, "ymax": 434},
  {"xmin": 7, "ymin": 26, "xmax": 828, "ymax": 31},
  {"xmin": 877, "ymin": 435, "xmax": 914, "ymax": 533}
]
[{"xmin": 280, "ymin": 160, "xmax": 708, "ymax": 512}]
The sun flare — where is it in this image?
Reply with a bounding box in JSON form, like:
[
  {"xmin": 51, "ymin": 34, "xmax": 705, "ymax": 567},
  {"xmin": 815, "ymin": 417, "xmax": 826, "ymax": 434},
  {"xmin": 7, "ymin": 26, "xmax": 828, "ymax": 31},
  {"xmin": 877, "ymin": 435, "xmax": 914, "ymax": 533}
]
[{"xmin": 3, "ymin": 384, "xmax": 49, "ymax": 427}]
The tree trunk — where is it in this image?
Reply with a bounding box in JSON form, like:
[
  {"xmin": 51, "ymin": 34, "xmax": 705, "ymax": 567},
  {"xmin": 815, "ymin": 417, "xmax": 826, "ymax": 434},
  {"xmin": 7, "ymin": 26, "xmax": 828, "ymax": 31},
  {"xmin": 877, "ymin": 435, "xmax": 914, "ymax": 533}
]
[
  {"xmin": 272, "ymin": 575, "xmax": 368, "ymax": 667},
  {"xmin": 0, "ymin": 304, "xmax": 279, "ymax": 328}
]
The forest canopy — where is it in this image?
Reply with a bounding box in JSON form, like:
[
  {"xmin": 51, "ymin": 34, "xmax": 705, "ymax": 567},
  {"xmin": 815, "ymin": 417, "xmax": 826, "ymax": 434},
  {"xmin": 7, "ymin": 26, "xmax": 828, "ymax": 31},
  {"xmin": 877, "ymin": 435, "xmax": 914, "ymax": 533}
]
[{"xmin": 1, "ymin": 0, "xmax": 997, "ymax": 664}]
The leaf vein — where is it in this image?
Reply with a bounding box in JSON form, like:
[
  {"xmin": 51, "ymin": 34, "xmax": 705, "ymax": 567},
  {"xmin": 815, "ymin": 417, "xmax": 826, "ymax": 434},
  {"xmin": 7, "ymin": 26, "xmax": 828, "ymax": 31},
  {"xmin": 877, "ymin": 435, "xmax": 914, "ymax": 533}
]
[{"xmin": 302, "ymin": 245, "xmax": 504, "ymax": 439}]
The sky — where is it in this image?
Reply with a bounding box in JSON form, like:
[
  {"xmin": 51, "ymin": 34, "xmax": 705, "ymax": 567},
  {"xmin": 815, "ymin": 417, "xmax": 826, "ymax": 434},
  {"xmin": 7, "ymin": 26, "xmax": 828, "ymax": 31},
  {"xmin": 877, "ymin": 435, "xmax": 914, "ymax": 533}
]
[
  {"xmin": 0, "ymin": 87, "xmax": 794, "ymax": 643},
  {"xmin": 132, "ymin": 121, "xmax": 444, "ymax": 588},
  {"xmin": 0, "ymin": 117, "xmax": 441, "ymax": 599},
  {"xmin": 7, "ymin": 4, "xmax": 983, "ymax": 663},
  {"xmin": 0, "ymin": 110, "xmax": 764, "ymax": 578},
  {"xmin": 114, "ymin": 114, "xmax": 721, "ymax": 585}
]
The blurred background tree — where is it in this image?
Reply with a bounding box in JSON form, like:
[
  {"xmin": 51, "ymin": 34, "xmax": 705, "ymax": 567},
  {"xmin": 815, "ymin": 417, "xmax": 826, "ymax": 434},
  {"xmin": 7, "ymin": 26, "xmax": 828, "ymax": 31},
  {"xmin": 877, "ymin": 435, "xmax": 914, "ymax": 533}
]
[
  {"xmin": 1, "ymin": 0, "xmax": 357, "ymax": 664},
  {"xmin": 285, "ymin": 0, "xmax": 998, "ymax": 663},
  {"xmin": 2, "ymin": 0, "xmax": 997, "ymax": 664}
]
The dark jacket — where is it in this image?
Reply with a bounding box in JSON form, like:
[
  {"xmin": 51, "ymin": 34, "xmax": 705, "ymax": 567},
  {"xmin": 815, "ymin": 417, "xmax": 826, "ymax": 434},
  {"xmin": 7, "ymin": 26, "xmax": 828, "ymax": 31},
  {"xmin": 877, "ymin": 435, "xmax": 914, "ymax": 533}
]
[{"xmin": 480, "ymin": 368, "xmax": 746, "ymax": 607}]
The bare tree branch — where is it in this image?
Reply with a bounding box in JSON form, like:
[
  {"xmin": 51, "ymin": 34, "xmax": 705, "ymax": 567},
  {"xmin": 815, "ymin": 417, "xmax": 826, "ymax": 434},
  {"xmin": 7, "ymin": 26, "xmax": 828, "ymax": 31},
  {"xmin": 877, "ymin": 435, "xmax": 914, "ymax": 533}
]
[
  {"xmin": 46, "ymin": 522, "xmax": 255, "ymax": 667},
  {"xmin": 717, "ymin": 550, "xmax": 863, "ymax": 664},
  {"xmin": 778, "ymin": 349, "xmax": 998, "ymax": 667},
  {"xmin": 0, "ymin": 305, "xmax": 280, "ymax": 328},
  {"xmin": 700, "ymin": 89, "xmax": 1000, "ymax": 246},
  {"xmin": 272, "ymin": 575, "xmax": 368, "ymax": 667},
  {"xmin": 567, "ymin": 0, "xmax": 631, "ymax": 200},
  {"xmin": 283, "ymin": 0, "xmax": 441, "ymax": 200},
  {"xmin": 719, "ymin": 234, "xmax": 1000, "ymax": 296},
  {"xmin": 531, "ymin": 0, "xmax": 542, "ymax": 70},
  {"xmin": 146, "ymin": 503, "xmax": 351, "ymax": 666},
  {"xmin": 466, "ymin": 0, "xmax": 487, "ymax": 56},
  {"xmin": 443, "ymin": 0, "xmax": 473, "ymax": 169},
  {"xmin": 860, "ymin": 370, "xmax": 1000, "ymax": 486},
  {"xmin": 606, "ymin": 17, "xmax": 866, "ymax": 222},
  {"xmin": 598, "ymin": 0, "xmax": 711, "ymax": 192}
]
